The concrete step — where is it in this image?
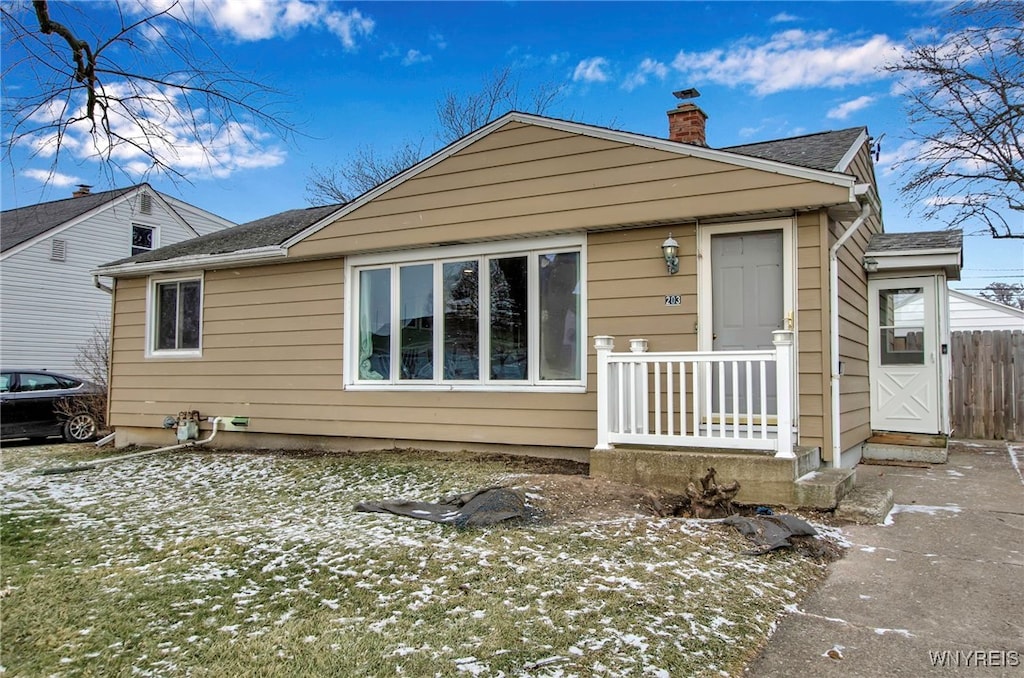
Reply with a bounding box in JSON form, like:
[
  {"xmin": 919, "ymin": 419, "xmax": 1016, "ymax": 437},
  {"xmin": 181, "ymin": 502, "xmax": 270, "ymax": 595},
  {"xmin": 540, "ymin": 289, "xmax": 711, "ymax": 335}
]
[
  {"xmin": 793, "ymin": 467, "xmax": 856, "ymax": 510},
  {"xmin": 862, "ymin": 442, "xmax": 948, "ymax": 464},
  {"xmin": 590, "ymin": 445, "xmax": 822, "ymax": 508},
  {"xmin": 835, "ymin": 485, "xmax": 895, "ymax": 524}
]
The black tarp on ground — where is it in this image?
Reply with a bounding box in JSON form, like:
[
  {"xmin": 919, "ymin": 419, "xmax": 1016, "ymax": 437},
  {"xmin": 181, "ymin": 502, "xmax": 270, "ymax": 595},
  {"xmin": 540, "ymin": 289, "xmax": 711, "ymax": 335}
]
[
  {"xmin": 354, "ymin": 486, "xmax": 531, "ymax": 527},
  {"xmin": 722, "ymin": 513, "xmax": 819, "ymax": 554}
]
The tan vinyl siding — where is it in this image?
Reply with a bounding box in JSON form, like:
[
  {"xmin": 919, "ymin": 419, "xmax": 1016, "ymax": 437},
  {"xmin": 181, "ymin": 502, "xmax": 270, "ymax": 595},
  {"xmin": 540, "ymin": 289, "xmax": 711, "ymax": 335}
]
[
  {"xmin": 796, "ymin": 211, "xmax": 829, "ymax": 453},
  {"xmin": 588, "ymin": 225, "xmax": 698, "ymax": 351},
  {"xmin": 109, "ymin": 258, "xmax": 600, "ymax": 449},
  {"xmin": 106, "ymin": 119, "xmax": 869, "ymax": 456},
  {"xmin": 109, "ymin": 214, "xmax": 839, "ymax": 453},
  {"xmin": 833, "ymin": 145, "xmax": 883, "ymax": 451},
  {"xmin": 108, "ymin": 225, "xmax": 701, "ymax": 450},
  {"xmin": 290, "ymin": 121, "xmax": 851, "ymax": 259}
]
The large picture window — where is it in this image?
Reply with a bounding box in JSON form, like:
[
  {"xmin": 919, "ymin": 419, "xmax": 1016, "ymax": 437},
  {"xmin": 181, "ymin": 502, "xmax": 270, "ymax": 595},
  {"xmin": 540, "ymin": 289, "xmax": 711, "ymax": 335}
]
[
  {"xmin": 349, "ymin": 239, "xmax": 583, "ymax": 389},
  {"xmin": 148, "ymin": 275, "xmax": 203, "ymax": 356}
]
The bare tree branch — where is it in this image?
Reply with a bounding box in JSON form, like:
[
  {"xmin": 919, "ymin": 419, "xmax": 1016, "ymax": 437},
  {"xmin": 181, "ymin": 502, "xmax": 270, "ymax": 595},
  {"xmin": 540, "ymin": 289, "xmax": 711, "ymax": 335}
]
[
  {"xmin": 307, "ymin": 141, "xmax": 424, "ymax": 205},
  {"xmin": 978, "ymin": 282, "xmax": 1024, "ymax": 309},
  {"xmin": 886, "ymin": 0, "xmax": 1023, "ymax": 239},
  {"xmin": 306, "ymin": 66, "xmax": 565, "ymax": 205},
  {"xmin": 2, "ymin": 0, "xmax": 296, "ymax": 187}
]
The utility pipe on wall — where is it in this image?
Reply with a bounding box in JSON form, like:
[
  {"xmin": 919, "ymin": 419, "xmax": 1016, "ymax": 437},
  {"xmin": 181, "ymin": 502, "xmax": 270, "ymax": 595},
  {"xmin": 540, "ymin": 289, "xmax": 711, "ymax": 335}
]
[
  {"xmin": 38, "ymin": 417, "xmax": 228, "ymax": 475},
  {"xmin": 829, "ymin": 201, "xmax": 871, "ymax": 469}
]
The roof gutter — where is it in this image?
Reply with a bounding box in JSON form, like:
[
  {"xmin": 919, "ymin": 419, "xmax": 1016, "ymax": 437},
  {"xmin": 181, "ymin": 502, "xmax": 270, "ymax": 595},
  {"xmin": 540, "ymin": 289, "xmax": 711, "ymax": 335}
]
[
  {"xmin": 92, "ymin": 246, "xmax": 288, "ymax": 277},
  {"xmin": 829, "ymin": 198, "xmax": 872, "ymax": 469}
]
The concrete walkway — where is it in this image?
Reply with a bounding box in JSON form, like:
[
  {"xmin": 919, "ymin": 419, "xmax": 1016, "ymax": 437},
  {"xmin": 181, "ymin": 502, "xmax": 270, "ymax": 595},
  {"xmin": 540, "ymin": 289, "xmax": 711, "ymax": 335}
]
[{"xmin": 747, "ymin": 441, "xmax": 1024, "ymax": 677}]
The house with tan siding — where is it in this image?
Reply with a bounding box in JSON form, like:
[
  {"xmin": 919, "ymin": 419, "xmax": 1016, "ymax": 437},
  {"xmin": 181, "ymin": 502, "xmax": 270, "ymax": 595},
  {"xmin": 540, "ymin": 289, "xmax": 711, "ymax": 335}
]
[{"xmin": 93, "ymin": 103, "xmax": 959, "ymax": 507}]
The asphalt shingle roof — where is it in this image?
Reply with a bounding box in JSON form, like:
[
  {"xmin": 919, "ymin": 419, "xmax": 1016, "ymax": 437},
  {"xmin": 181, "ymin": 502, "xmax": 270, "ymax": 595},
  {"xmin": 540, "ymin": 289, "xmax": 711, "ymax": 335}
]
[
  {"xmin": 721, "ymin": 127, "xmax": 867, "ymax": 172},
  {"xmin": 866, "ymin": 230, "xmax": 963, "ymax": 254},
  {"xmin": 1, "ymin": 186, "xmax": 140, "ymax": 253},
  {"xmin": 102, "ymin": 203, "xmax": 343, "ymax": 267}
]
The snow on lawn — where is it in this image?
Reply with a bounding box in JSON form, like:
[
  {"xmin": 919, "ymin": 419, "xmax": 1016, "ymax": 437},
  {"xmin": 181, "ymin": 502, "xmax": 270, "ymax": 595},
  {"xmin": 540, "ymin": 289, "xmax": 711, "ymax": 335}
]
[{"xmin": 2, "ymin": 448, "xmax": 832, "ymax": 677}]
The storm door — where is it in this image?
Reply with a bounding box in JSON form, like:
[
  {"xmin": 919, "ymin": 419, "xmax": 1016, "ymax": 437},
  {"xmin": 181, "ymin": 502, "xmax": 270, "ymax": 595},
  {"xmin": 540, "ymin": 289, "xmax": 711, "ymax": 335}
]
[{"xmin": 868, "ymin": 277, "xmax": 941, "ymax": 433}]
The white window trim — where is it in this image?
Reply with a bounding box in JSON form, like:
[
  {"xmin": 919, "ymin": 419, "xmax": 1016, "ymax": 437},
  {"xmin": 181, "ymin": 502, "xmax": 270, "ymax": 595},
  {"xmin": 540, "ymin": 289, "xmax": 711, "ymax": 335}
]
[
  {"xmin": 145, "ymin": 271, "xmax": 204, "ymax": 359},
  {"xmin": 131, "ymin": 222, "xmax": 160, "ymax": 256},
  {"xmin": 344, "ymin": 235, "xmax": 587, "ymax": 392}
]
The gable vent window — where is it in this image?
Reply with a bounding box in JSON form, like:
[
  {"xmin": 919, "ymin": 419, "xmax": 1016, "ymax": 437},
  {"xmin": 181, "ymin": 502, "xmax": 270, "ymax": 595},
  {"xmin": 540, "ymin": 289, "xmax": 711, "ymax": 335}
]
[
  {"xmin": 139, "ymin": 192, "xmax": 153, "ymax": 214},
  {"xmin": 132, "ymin": 224, "xmax": 155, "ymax": 256},
  {"xmin": 50, "ymin": 239, "xmax": 67, "ymax": 262}
]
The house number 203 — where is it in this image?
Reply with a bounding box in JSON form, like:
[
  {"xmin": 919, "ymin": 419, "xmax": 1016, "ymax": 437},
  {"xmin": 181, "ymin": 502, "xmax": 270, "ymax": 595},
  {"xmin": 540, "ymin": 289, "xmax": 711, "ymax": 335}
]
[{"xmin": 664, "ymin": 295, "xmax": 682, "ymax": 306}]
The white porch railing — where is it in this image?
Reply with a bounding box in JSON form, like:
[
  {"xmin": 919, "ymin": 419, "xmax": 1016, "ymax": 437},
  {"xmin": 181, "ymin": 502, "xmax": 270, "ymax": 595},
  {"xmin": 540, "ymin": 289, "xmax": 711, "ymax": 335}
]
[{"xmin": 594, "ymin": 331, "xmax": 795, "ymax": 458}]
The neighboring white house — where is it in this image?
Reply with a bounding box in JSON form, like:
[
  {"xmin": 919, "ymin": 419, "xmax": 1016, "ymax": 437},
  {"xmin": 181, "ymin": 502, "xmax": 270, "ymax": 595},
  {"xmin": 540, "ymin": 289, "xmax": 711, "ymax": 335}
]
[
  {"xmin": 947, "ymin": 288, "xmax": 1024, "ymax": 332},
  {"xmin": 1, "ymin": 184, "xmax": 235, "ymax": 378}
]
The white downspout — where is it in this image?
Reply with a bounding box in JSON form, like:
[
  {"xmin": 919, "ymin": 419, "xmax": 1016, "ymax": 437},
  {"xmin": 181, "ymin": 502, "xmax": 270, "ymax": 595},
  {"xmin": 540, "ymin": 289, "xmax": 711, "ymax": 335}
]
[{"xmin": 829, "ymin": 201, "xmax": 871, "ymax": 468}]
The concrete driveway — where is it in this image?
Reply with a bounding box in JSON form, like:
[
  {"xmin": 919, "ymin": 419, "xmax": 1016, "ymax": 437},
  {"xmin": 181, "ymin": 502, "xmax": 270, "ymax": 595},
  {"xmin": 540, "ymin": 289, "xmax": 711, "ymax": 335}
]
[{"xmin": 747, "ymin": 440, "xmax": 1024, "ymax": 677}]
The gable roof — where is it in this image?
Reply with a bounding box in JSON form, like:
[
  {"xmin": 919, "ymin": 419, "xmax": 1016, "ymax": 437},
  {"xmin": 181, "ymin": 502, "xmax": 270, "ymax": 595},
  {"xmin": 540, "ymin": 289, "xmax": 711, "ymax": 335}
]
[
  {"xmin": 102, "ymin": 203, "xmax": 343, "ymax": 267},
  {"xmin": 722, "ymin": 127, "xmax": 868, "ymax": 173},
  {"xmin": 1, "ymin": 185, "xmax": 140, "ymax": 253},
  {"xmin": 949, "ymin": 289, "xmax": 1024, "ymax": 319},
  {"xmin": 864, "ymin": 229, "xmax": 963, "ymax": 280},
  {"xmin": 96, "ymin": 111, "xmax": 865, "ymax": 276},
  {"xmin": 866, "ymin": 230, "xmax": 963, "ymax": 254}
]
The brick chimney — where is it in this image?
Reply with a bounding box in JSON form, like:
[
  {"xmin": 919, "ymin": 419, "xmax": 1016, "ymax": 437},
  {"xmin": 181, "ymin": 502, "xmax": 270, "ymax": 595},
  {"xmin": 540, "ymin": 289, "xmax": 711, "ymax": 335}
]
[
  {"xmin": 72, "ymin": 184, "xmax": 92, "ymax": 197},
  {"xmin": 667, "ymin": 102, "xmax": 708, "ymax": 146}
]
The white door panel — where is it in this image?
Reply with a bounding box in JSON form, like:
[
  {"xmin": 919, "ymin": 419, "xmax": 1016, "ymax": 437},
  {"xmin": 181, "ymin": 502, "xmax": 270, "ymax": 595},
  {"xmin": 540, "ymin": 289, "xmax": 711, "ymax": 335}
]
[{"xmin": 869, "ymin": 276, "xmax": 941, "ymax": 434}]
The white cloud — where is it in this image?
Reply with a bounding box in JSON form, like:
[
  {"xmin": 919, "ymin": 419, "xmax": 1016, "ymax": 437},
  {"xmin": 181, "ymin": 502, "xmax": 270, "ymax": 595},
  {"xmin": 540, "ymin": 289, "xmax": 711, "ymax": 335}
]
[
  {"xmin": 622, "ymin": 58, "xmax": 668, "ymax": 92},
  {"xmin": 672, "ymin": 29, "xmax": 903, "ymax": 95},
  {"xmin": 827, "ymin": 95, "xmax": 876, "ymax": 120},
  {"xmin": 401, "ymin": 49, "xmax": 432, "ymax": 66},
  {"xmin": 430, "ymin": 32, "xmax": 447, "ymax": 50},
  {"xmin": 208, "ymin": 1, "xmax": 284, "ymax": 40},
  {"xmin": 21, "ymin": 169, "xmax": 80, "ymax": 187},
  {"xmin": 770, "ymin": 12, "xmax": 800, "ymax": 23},
  {"xmin": 324, "ymin": 8, "xmax": 375, "ymax": 50},
  {"xmin": 22, "ymin": 81, "xmax": 286, "ymax": 181},
  {"xmin": 573, "ymin": 57, "xmax": 610, "ymax": 83},
  {"xmin": 131, "ymin": 1, "xmax": 374, "ymax": 49}
]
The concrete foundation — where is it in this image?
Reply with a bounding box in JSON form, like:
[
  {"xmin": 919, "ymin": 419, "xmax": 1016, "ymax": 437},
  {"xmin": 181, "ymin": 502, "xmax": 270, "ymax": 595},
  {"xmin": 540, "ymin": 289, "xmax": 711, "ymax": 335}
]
[
  {"xmin": 112, "ymin": 427, "xmax": 592, "ymax": 464},
  {"xmin": 590, "ymin": 445, "xmax": 853, "ymax": 509}
]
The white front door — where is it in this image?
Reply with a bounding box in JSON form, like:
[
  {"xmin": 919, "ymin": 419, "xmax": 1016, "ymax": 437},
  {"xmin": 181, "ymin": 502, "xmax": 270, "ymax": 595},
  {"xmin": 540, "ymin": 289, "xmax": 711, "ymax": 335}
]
[{"xmin": 868, "ymin": 276, "xmax": 941, "ymax": 434}]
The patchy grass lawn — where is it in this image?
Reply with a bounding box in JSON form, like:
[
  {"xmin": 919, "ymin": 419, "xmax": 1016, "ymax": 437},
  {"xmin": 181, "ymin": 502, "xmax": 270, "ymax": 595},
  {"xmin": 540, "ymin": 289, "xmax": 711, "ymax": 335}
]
[{"xmin": 1, "ymin": 443, "xmax": 841, "ymax": 677}]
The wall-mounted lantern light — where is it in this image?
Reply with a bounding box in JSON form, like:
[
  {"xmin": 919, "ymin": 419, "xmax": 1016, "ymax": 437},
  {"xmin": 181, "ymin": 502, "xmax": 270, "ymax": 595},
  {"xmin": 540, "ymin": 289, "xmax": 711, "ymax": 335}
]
[
  {"xmin": 662, "ymin": 233, "xmax": 679, "ymax": 275},
  {"xmin": 862, "ymin": 257, "xmax": 879, "ymax": 273}
]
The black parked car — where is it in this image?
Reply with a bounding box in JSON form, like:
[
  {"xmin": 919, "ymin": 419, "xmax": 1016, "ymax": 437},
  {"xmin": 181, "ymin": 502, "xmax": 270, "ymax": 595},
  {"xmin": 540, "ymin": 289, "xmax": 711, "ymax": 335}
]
[{"xmin": 0, "ymin": 369, "xmax": 102, "ymax": 443}]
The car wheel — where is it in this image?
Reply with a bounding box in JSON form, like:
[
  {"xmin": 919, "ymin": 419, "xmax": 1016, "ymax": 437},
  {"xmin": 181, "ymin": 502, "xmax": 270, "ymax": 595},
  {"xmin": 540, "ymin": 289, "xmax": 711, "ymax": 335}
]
[{"xmin": 63, "ymin": 413, "xmax": 98, "ymax": 443}]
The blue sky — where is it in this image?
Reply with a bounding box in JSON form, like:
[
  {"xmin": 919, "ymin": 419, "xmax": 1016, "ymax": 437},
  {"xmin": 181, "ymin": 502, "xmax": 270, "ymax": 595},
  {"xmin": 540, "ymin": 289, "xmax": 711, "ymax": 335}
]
[{"xmin": 2, "ymin": 0, "xmax": 1021, "ymax": 292}]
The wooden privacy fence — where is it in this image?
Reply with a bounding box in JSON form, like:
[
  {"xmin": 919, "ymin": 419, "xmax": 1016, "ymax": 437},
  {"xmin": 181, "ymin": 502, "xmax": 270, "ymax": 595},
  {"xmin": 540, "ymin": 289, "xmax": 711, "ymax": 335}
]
[{"xmin": 950, "ymin": 330, "xmax": 1023, "ymax": 441}]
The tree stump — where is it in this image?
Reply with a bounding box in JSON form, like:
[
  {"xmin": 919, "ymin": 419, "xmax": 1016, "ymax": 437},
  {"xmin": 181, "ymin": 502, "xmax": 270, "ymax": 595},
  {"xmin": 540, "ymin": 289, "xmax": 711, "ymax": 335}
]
[{"xmin": 686, "ymin": 467, "xmax": 741, "ymax": 518}]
